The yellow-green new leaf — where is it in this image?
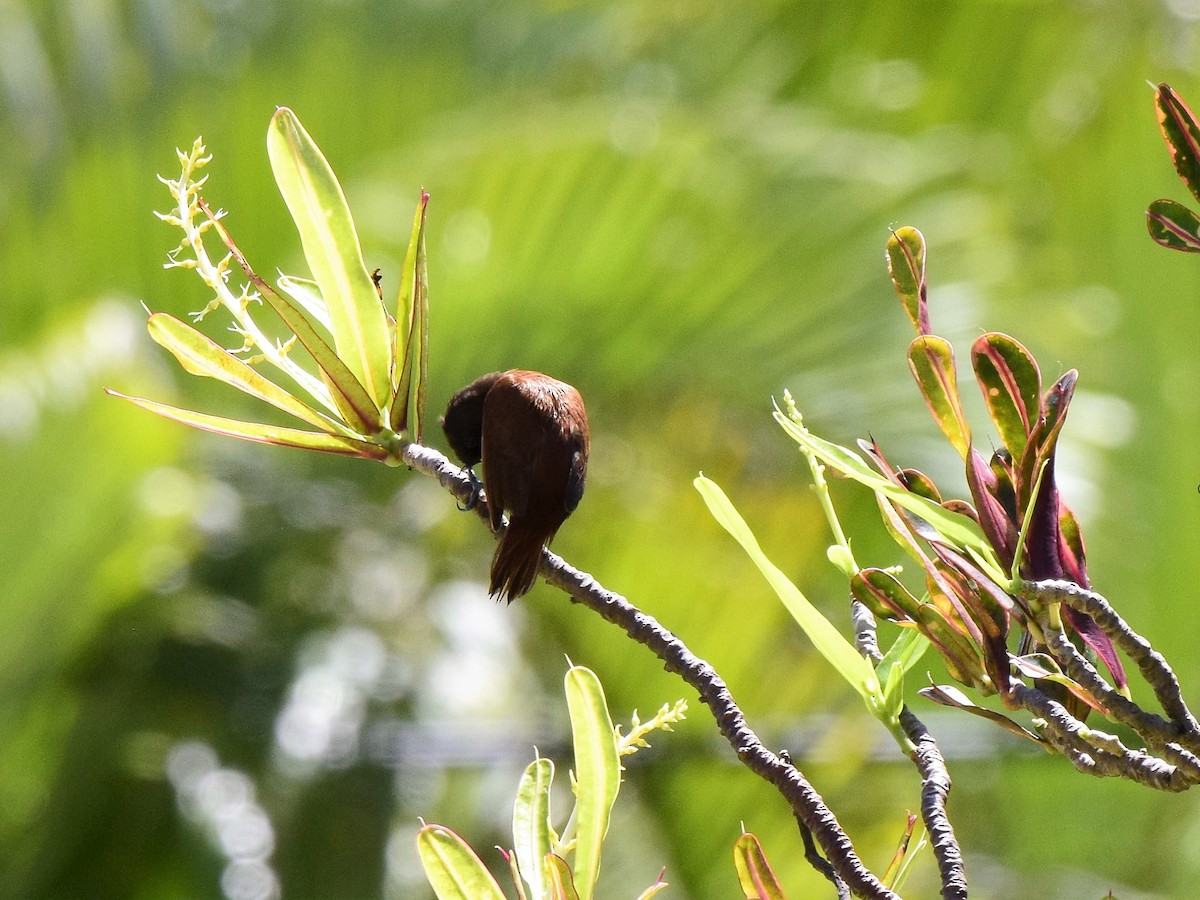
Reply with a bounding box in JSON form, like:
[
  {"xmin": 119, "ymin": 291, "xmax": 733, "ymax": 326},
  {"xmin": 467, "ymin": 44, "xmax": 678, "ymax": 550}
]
[
  {"xmin": 733, "ymin": 832, "xmax": 787, "ymax": 900},
  {"xmin": 634, "ymin": 881, "xmax": 670, "ymax": 900},
  {"xmin": 204, "ymin": 202, "xmax": 382, "ymax": 436},
  {"xmin": 773, "ymin": 409, "xmax": 1004, "ymax": 583},
  {"xmin": 876, "ymin": 627, "xmax": 931, "ymax": 721},
  {"xmin": 694, "ymin": 476, "xmax": 881, "ymax": 705},
  {"xmin": 416, "ymin": 825, "xmax": 507, "ymax": 900},
  {"xmin": 513, "ymin": 757, "xmax": 556, "ymax": 900},
  {"xmin": 565, "ymin": 666, "xmax": 620, "ymax": 900},
  {"xmin": 268, "ymin": 107, "xmax": 392, "ymax": 408},
  {"xmin": 908, "ymin": 335, "xmax": 970, "ymax": 459},
  {"xmin": 146, "ymin": 313, "xmax": 350, "ymax": 436},
  {"xmin": 391, "ymin": 192, "xmax": 430, "ymax": 441},
  {"xmin": 886, "ymin": 226, "xmax": 928, "ymax": 334},
  {"xmin": 105, "ymin": 391, "xmax": 388, "ymax": 459},
  {"xmin": 546, "ymin": 854, "xmax": 581, "ymax": 900}
]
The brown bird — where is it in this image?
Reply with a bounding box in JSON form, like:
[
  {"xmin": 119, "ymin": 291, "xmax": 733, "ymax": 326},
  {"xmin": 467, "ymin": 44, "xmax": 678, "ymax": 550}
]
[{"xmin": 441, "ymin": 370, "xmax": 590, "ymax": 602}]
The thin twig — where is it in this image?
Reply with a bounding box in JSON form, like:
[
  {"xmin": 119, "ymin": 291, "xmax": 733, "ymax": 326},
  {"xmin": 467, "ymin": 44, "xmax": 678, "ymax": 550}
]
[
  {"xmin": 402, "ymin": 442, "xmax": 899, "ymax": 899},
  {"xmin": 783, "ymin": 749, "xmax": 851, "ymax": 900},
  {"xmin": 851, "ymin": 599, "xmax": 884, "ymax": 663},
  {"xmin": 799, "ymin": 819, "xmax": 851, "ymax": 900},
  {"xmin": 853, "ymin": 598, "xmax": 967, "ymax": 899},
  {"xmin": 899, "ymin": 709, "xmax": 967, "ymax": 900}
]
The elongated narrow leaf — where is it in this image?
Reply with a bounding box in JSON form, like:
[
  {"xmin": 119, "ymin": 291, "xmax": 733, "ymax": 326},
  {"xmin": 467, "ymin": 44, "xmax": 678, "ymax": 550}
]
[
  {"xmin": 203, "ymin": 203, "xmax": 381, "ymax": 435},
  {"xmin": 924, "ymin": 565, "xmax": 988, "ymax": 659},
  {"xmin": 1156, "ymin": 83, "xmax": 1200, "ymax": 205},
  {"xmin": 1062, "ymin": 605, "xmax": 1128, "ymax": 690},
  {"xmin": 882, "ymin": 814, "xmax": 921, "ymax": 890},
  {"xmin": 919, "ymin": 683, "xmax": 1050, "ymax": 747},
  {"xmin": 774, "ymin": 410, "xmax": 1001, "ymax": 577},
  {"xmin": 105, "ymin": 391, "xmax": 387, "ymax": 459},
  {"xmin": 1011, "ymin": 654, "xmax": 1107, "ymax": 716},
  {"xmin": 1146, "ymin": 198, "xmax": 1200, "ymax": 251},
  {"xmin": 867, "ymin": 498, "xmax": 987, "ymax": 682},
  {"xmin": 913, "ymin": 603, "xmax": 984, "ymax": 687},
  {"xmin": 733, "ymin": 833, "xmax": 787, "ymax": 900},
  {"xmin": 888, "ymin": 821, "xmax": 928, "ymax": 895},
  {"xmin": 695, "ymin": 476, "xmax": 881, "ymax": 703},
  {"xmin": 565, "ymin": 666, "xmax": 620, "ymax": 900},
  {"xmin": 1015, "ymin": 371, "xmax": 1076, "ymax": 520},
  {"xmin": 908, "ymin": 335, "xmax": 970, "ymax": 458},
  {"xmin": 391, "ymin": 192, "xmax": 430, "ymax": 439},
  {"xmin": 513, "ymin": 758, "xmax": 556, "ymax": 900},
  {"xmin": 931, "ymin": 549, "xmax": 1012, "ymax": 692},
  {"xmin": 1057, "ymin": 503, "xmax": 1089, "ymax": 590},
  {"xmin": 1040, "ymin": 369, "xmax": 1077, "ymax": 437},
  {"xmin": 965, "ymin": 447, "xmax": 1018, "ymax": 569},
  {"xmin": 146, "ymin": 313, "xmax": 351, "ymax": 435},
  {"xmin": 634, "ymin": 879, "xmax": 670, "ymax": 900},
  {"xmin": 268, "ymin": 107, "xmax": 392, "ymax": 407},
  {"xmin": 416, "ymin": 825, "xmax": 507, "ymax": 900},
  {"xmin": 971, "ymin": 333, "xmax": 1041, "ymax": 460},
  {"xmin": 546, "ymin": 855, "xmax": 581, "ymax": 900},
  {"xmin": 886, "ymin": 226, "xmax": 929, "ymax": 334}
]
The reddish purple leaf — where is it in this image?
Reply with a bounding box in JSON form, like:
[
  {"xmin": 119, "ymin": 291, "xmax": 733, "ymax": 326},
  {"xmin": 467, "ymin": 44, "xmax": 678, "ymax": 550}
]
[
  {"xmin": 965, "ymin": 447, "xmax": 1017, "ymax": 569},
  {"xmin": 1156, "ymin": 83, "xmax": 1200, "ymax": 205}
]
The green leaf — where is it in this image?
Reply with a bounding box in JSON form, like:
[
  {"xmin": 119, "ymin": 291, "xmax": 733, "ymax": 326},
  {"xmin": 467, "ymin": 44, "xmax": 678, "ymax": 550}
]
[
  {"xmin": 883, "ymin": 816, "xmax": 926, "ymax": 897},
  {"xmin": 732, "ymin": 832, "xmax": 787, "ymax": 900},
  {"xmin": 146, "ymin": 313, "xmax": 351, "ymax": 436},
  {"xmin": 105, "ymin": 390, "xmax": 388, "ymax": 459},
  {"xmin": 203, "ymin": 205, "xmax": 383, "ymax": 436},
  {"xmin": 773, "ymin": 410, "xmax": 1003, "ymax": 581},
  {"xmin": 1156, "ymin": 83, "xmax": 1200, "ymax": 205},
  {"xmin": 896, "ymin": 468, "xmax": 941, "ymax": 503},
  {"xmin": 268, "ymin": 107, "xmax": 393, "ymax": 408},
  {"xmin": 564, "ymin": 666, "xmax": 620, "ymax": 900},
  {"xmin": 971, "ymin": 333, "xmax": 1041, "ymax": 460},
  {"xmin": 695, "ymin": 476, "xmax": 881, "ymax": 704},
  {"xmin": 513, "ymin": 757, "xmax": 556, "ymax": 900},
  {"xmin": 907, "ymin": 335, "xmax": 970, "ymax": 459},
  {"xmin": 391, "ymin": 192, "xmax": 430, "ymax": 441},
  {"xmin": 850, "ymin": 568, "xmax": 920, "ymax": 621},
  {"xmin": 634, "ymin": 883, "xmax": 670, "ymax": 900},
  {"xmin": 545, "ymin": 854, "xmax": 581, "ymax": 900},
  {"xmin": 876, "ymin": 627, "xmax": 931, "ymax": 720},
  {"xmin": 1146, "ymin": 198, "xmax": 1200, "ymax": 252},
  {"xmin": 416, "ymin": 824, "xmax": 508, "ymax": 900},
  {"xmin": 886, "ymin": 226, "xmax": 928, "ymax": 334},
  {"xmin": 912, "ymin": 603, "xmax": 985, "ymax": 688}
]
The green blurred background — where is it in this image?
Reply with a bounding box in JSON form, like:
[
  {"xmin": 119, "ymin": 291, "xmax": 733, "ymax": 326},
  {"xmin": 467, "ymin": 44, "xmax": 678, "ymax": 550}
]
[{"xmin": 4, "ymin": 1, "xmax": 1200, "ymax": 897}]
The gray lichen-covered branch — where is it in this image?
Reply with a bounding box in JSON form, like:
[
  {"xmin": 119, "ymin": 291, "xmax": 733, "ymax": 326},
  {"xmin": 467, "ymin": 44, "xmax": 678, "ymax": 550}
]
[{"xmin": 404, "ymin": 442, "xmax": 901, "ymax": 898}]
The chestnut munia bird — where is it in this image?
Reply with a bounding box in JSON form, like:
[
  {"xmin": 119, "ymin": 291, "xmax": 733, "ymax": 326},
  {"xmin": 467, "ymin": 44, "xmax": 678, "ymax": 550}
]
[{"xmin": 441, "ymin": 370, "xmax": 590, "ymax": 602}]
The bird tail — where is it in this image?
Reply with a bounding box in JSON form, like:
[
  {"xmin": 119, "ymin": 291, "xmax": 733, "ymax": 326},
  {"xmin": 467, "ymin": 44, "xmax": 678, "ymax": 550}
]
[{"xmin": 490, "ymin": 519, "xmax": 551, "ymax": 602}]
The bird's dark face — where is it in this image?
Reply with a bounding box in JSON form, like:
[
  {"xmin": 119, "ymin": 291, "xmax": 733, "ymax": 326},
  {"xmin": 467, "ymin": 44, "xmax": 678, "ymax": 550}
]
[{"xmin": 440, "ymin": 371, "xmax": 505, "ymax": 467}]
